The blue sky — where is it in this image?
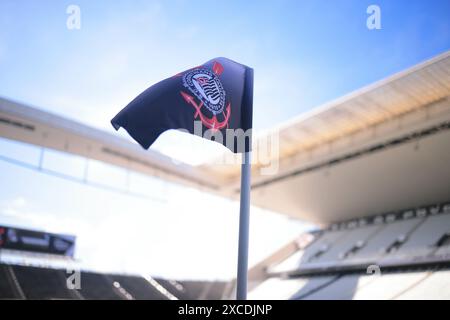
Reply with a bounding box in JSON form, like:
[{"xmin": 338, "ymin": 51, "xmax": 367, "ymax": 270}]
[
  {"xmin": 0, "ymin": 0, "xmax": 449, "ymax": 279},
  {"xmin": 0, "ymin": 0, "xmax": 449, "ymax": 163}
]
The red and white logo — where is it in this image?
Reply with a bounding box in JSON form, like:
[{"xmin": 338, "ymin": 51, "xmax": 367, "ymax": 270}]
[{"xmin": 180, "ymin": 61, "xmax": 231, "ymax": 131}]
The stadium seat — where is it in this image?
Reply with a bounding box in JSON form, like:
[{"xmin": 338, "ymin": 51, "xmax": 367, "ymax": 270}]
[
  {"xmin": 77, "ymin": 272, "xmax": 124, "ymax": 300},
  {"xmin": 295, "ymin": 229, "xmax": 348, "ymax": 264},
  {"xmin": 12, "ymin": 265, "xmax": 77, "ymax": 300},
  {"xmin": 382, "ymin": 213, "xmax": 450, "ymax": 261},
  {"xmin": 0, "ymin": 264, "xmax": 22, "ymax": 299},
  {"xmin": 109, "ymin": 274, "xmax": 169, "ymax": 300},
  {"xmin": 205, "ymin": 281, "xmax": 227, "ymax": 300},
  {"xmin": 348, "ymin": 217, "xmax": 423, "ymax": 261},
  {"xmin": 0, "ymin": 262, "xmax": 224, "ymax": 300},
  {"xmin": 311, "ymin": 224, "xmax": 382, "ymax": 264},
  {"xmin": 155, "ymin": 278, "xmax": 221, "ymax": 300},
  {"xmin": 2, "ymin": 205, "xmax": 449, "ymax": 300}
]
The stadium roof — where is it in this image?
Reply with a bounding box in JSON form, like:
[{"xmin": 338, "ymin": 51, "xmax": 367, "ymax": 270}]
[
  {"xmin": 0, "ymin": 97, "xmax": 225, "ymax": 190},
  {"xmin": 1, "ymin": 51, "xmax": 449, "ymax": 225},
  {"xmin": 239, "ymin": 50, "xmax": 450, "ymax": 224},
  {"xmin": 203, "ymin": 50, "xmax": 450, "ymax": 180}
]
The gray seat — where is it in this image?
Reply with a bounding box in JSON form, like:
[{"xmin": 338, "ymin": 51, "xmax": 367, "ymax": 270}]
[
  {"xmin": 300, "ymin": 230, "xmax": 349, "ymax": 263},
  {"xmin": 312, "ymin": 224, "xmax": 382, "ymax": 264},
  {"xmin": 384, "ymin": 213, "xmax": 450, "ymax": 260},
  {"xmin": 350, "ymin": 217, "xmax": 423, "ymax": 261}
]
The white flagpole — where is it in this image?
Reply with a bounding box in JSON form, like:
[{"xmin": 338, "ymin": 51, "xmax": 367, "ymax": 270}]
[{"xmin": 236, "ymin": 151, "xmax": 251, "ymax": 300}]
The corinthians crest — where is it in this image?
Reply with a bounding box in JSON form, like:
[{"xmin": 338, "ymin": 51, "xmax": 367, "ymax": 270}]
[{"xmin": 180, "ymin": 61, "xmax": 231, "ymax": 131}]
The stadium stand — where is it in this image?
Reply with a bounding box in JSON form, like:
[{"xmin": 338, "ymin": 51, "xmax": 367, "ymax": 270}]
[
  {"xmin": 108, "ymin": 275, "xmax": 169, "ymax": 300},
  {"xmin": 177, "ymin": 281, "xmax": 212, "ymax": 300},
  {"xmin": 154, "ymin": 278, "xmax": 226, "ymax": 300},
  {"xmin": 383, "ymin": 211, "xmax": 450, "ymax": 260},
  {"xmin": 297, "ymin": 229, "xmax": 348, "ymax": 264},
  {"xmin": 154, "ymin": 279, "xmax": 192, "ymax": 300},
  {"xmin": 0, "ymin": 203, "xmax": 448, "ymax": 300},
  {"xmin": 11, "ymin": 265, "xmax": 76, "ymax": 300},
  {"xmin": 0, "ymin": 262, "xmax": 226, "ymax": 300},
  {"xmin": 0, "ymin": 264, "xmax": 23, "ymax": 299},
  {"xmin": 205, "ymin": 281, "xmax": 228, "ymax": 300},
  {"xmin": 249, "ymin": 202, "xmax": 450, "ymax": 300},
  {"xmin": 348, "ymin": 217, "xmax": 423, "ymax": 262},
  {"xmin": 309, "ymin": 224, "xmax": 383, "ymax": 265},
  {"xmin": 77, "ymin": 272, "xmax": 125, "ymax": 300}
]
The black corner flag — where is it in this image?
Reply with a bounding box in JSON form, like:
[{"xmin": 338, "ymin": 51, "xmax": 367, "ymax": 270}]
[
  {"xmin": 111, "ymin": 57, "xmax": 253, "ymax": 153},
  {"xmin": 111, "ymin": 57, "xmax": 254, "ymax": 300}
]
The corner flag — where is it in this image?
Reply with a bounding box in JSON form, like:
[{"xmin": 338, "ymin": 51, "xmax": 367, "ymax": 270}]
[
  {"xmin": 111, "ymin": 57, "xmax": 254, "ymax": 300},
  {"xmin": 111, "ymin": 57, "xmax": 253, "ymax": 153}
]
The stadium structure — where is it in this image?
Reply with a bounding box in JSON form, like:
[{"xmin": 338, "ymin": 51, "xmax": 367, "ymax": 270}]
[{"xmin": 0, "ymin": 51, "xmax": 449, "ymax": 299}]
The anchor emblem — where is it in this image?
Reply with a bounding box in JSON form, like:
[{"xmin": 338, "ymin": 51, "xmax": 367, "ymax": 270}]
[{"xmin": 180, "ymin": 61, "xmax": 231, "ymax": 131}]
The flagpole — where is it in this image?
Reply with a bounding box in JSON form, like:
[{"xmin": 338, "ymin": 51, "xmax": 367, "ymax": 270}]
[{"xmin": 236, "ymin": 151, "xmax": 251, "ymax": 300}]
